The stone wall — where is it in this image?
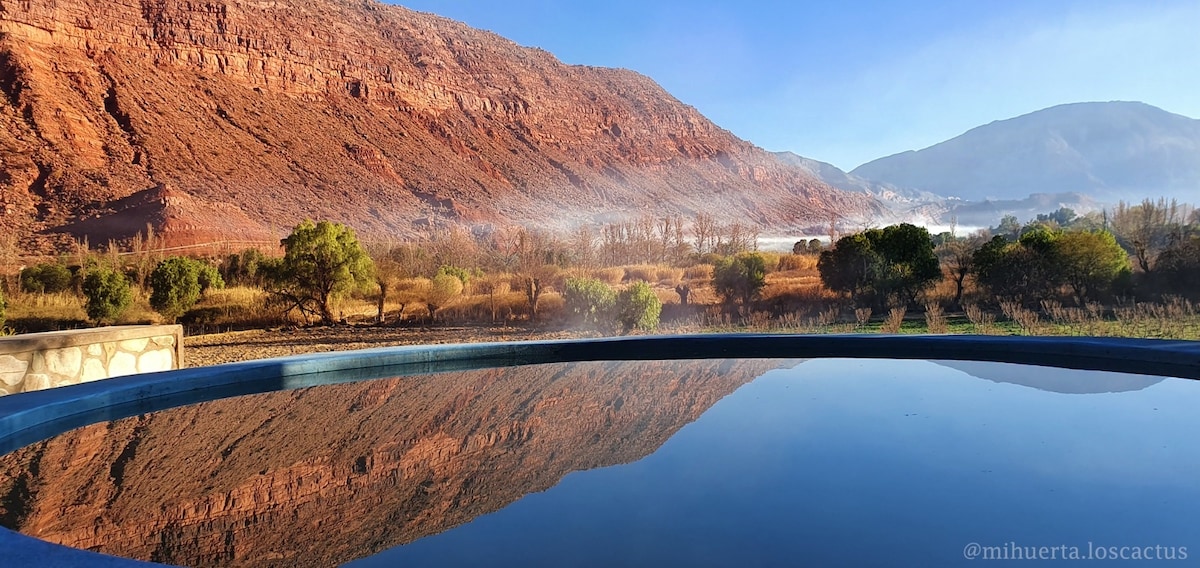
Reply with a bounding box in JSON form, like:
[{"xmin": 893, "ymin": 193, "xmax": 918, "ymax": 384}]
[{"xmin": 0, "ymin": 326, "xmax": 183, "ymax": 396}]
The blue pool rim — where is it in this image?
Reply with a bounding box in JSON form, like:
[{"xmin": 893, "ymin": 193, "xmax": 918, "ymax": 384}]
[{"xmin": 2, "ymin": 333, "xmax": 1199, "ymax": 567}]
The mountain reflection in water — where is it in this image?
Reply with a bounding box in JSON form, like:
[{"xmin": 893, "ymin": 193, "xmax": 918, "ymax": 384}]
[
  {"xmin": 2, "ymin": 358, "xmax": 1198, "ymax": 567},
  {"xmin": 0, "ymin": 360, "xmax": 782, "ymax": 567}
]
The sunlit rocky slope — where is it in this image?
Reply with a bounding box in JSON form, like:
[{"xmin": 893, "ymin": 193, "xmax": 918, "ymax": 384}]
[{"xmin": 0, "ymin": 0, "xmax": 878, "ymax": 252}]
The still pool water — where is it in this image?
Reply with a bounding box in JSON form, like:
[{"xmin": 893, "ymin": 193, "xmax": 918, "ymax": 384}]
[{"xmin": 1, "ymin": 358, "xmax": 1195, "ymax": 566}]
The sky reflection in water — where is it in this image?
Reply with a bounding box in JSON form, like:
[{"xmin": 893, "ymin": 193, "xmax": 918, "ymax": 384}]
[{"xmin": 352, "ymin": 359, "xmax": 1198, "ymax": 567}]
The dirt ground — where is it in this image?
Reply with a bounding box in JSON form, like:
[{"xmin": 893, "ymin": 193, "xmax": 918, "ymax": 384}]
[{"xmin": 182, "ymin": 325, "xmax": 587, "ymax": 368}]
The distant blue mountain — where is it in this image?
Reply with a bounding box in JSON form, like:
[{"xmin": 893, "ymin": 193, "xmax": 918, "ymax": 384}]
[{"xmin": 849, "ymin": 101, "xmax": 1200, "ymax": 203}]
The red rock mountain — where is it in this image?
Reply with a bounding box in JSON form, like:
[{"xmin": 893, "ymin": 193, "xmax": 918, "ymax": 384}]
[
  {"xmin": 0, "ymin": 0, "xmax": 878, "ymax": 252},
  {"xmin": 0, "ymin": 359, "xmax": 782, "ymax": 567}
]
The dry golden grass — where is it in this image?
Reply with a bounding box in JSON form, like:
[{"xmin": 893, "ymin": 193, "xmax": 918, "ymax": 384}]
[
  {"xmin": 6, "ymin": 291, "xmax": 88, "ymax": 323},
  {"xmin": 775, "ymin": 254, "xmax": 818, "ymax": 272},
  {"xmin": 652, "ymin": 286, "xmax": 682, "ymax": 306},
  {"xmin": 591, "ymin": 267, "xmax": 625, "ymax": 285},
  {"xmin": 439, "ymin": 291, "xmax": 529, "ymax": 323},
  {"xmin": 759, "ymin": 272, "xmax": 839, "ymax": 306},
  {"xmin": 623, "ymin": 265, "xmax": 658, "ymax": 283},
  {"xmin": 656, "ymin": 267, "xmax": 684, "ymax": 285},
  {"xmin": 683, "ymin": 264, "xmax": 714, "ymax": 282},
  {"xmin": 925, "ymin": 277, "xmax": 960, "ymax": 306},
  {"xmin": 881, "ymin": 307, "xmax": 907, "ymax": 334},
  {"xmin": 189, "ymin": 286, "xmax": 297, "ymax": 328}
]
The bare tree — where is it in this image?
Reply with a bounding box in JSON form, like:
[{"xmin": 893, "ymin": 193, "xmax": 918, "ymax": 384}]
[
  {"xmin": 937, "ymin": 234, "xmax": 985, "ymax": 308},
  {"xmin": 570, "ymin": 224, "xmax": 597, "ymax": 268},
  {"xmin": 692, "ymin": 213, "xmax": 716, "ymax": 256},
  {"xmin": 1110, "ymin": 198, "xmax": 1188, "ymax": 273}
]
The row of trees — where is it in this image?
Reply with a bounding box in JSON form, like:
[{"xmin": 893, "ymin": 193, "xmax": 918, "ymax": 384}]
[
  {"xmin": 9, "ymin": 197, "xmax": 1198, "ymax": 330},
  {"xmin": 817, "ymin": 201, "xmax": 1200, "ymax": 310},
  {"xmin": 17, "ymin": 255, "xmax": 227, "ymax": 324},
  {"xmin": 973, "ymin": 229, "xmax": 1130, "ymax": 306}
]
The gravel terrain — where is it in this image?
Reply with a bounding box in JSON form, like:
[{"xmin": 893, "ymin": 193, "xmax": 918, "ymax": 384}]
[{"xmin": 183, "ymin": 326, "xmax": 584, "ymax": 368}]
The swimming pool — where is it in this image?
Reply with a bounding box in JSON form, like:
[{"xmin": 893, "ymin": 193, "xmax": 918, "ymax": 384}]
[{"xmin": 0, "ymin": 335, "xmax": 1197, "ymax": 566}]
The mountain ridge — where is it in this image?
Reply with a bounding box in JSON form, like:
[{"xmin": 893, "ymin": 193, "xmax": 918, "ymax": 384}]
[
  {"xmin": 0, "ymin": 0, "xmax": 879, "ymax": 252},
  {"xmin": 849, "ymin": 101, "xmax": 1200, "ymax": 204}
]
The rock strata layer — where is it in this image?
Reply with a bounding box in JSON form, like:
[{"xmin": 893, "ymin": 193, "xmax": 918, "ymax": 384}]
[{"xmin": 0, "ymin": 0, "xmax": 878, "ymax": 251}]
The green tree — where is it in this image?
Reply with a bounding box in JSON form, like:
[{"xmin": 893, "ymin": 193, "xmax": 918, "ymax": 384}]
[
  {"xmin": 564, "ymin": 277, "xmax": 616, "ymax": 329},
  {"xmin": 150, "ymin": 257, "xmax": 203, "ymax": 322},
  {"xmin": 971, "ymin": 227, "xmax": 1125, "ymax": 305},
  {"xmin": 425, "ymin": 272, "xmax": 463, "ymax": 322},
  {"xmin": 1056, "ymin": 231, "xmax": 1131, "ymax": 305},
  {"xmin": 19, "ymin": 262, "xmax": 73, "ymax": 294},
  {"xmin": 996, "ymin": 215, "xmax": 1022, "ymax": 240},
  {"xmin": 271, "ymin": 220, "xmax": 374, "ymax": 325},
  {"xmin": 222, "ymin": 248, "xmax": 268, "ymax": 287},
  {"xmin": 819, "ymin": 224, "xmax": 940, "ymax": 308},
  {"xmin": 818, "ymin": 232, "xmax": 880, "ymax": 305},
  {"xmin": 872, "ymin": 224, "xmax": 941, "ymax": 306},
  {"xmin": 615, "ymin": 281, "xmax": 661, "ymax": 333},
  {"xmin": 713, "ymin": 253, "xmax": 768, "ymax": 306},
  {"xmin": 196, "ymin": 262, "xmax": 225, "ymax": 293},
  {"xmin": 82, "ymin": 268, "xmax": 132, "ymax": 324}
]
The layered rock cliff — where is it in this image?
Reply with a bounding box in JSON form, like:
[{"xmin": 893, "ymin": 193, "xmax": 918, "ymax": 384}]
[
  {"xmin": 0, "ymin": 0, "xmax": 878, "ymax": 252},
  {"xmin": 0, "ymin": 359, "xmax": 783, "ymax": 567}
]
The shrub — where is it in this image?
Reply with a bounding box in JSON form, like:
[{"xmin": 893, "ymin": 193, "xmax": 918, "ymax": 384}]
[
  {"xmin": 880, "ymin": 306, "xmax": 906, "ymax": 334},
  {"xmin": 82, "ymin": 267, "xmax": 132, "ymax": 324},
  {"xmin": 437, "ymin": 265, "xmax": 482, "ymax": 293},
  {"xmin": 222, "ymin": 248, "xmax": 268, "ymax": 287},
  {"xmin": 150, "ymin": 257, "xmax": 203, "ymax": 322},
  {"xmin": 615, "ymin": 281, "xmax": 662, "ymax": 333},
  {"xmin": 426, "ymin": 273, "xmax": 464, "ymax": 321},
  {"xmin": 713, "ymin": 253, "xmax": 768, "ymax": 306},
  {"xmin": 20, "ymin": 262, "xmax": 74, "ymax": 294},
  {"xmin": 196, "ymin": 262, "xmax": 225, "ymax": 293},
  {"xmin": 564, "ymin": 277, "xmax": 616, "ymax": 329}
]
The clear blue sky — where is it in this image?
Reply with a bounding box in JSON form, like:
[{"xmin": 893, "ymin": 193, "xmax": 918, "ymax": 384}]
[{"xmin": 392, "ymin": 1, "xmax": 1200, "ymax": 171}]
